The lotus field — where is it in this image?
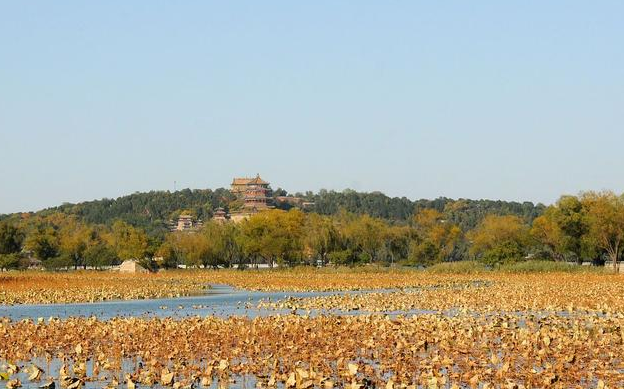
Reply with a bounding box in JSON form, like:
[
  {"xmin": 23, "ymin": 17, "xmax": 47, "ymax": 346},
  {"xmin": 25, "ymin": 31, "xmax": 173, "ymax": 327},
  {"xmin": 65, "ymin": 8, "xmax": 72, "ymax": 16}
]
[{"xmin": 1, "ymin": 268, "xmax": 624, "ymax": 388}]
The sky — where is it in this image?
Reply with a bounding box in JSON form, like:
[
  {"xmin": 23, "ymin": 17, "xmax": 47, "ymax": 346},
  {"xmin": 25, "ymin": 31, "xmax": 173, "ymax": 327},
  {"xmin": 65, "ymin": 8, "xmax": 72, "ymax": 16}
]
[{"xmin": 1, "ymin": 1, "xmax": 623, "ymax": 214}]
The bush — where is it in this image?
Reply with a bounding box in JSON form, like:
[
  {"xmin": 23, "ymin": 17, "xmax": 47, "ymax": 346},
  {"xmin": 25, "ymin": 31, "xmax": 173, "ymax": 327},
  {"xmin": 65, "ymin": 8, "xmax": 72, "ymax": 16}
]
[
  {"xmin": 425, "ymin": 261, "xmax": 489, "ymax": 274},
  {"xmin": 327, "ymin": 249, "xmax": 356, "ymax": 266},
  {"xmin": 0, "ymin": 254, "xmax": 20, "ymax": 270},
  {"xmin": 498, "ymin": 260, "xmax": 605, "ymax": 273},
  {"xmin": 43, "ymin": 255, "xmax": 73, "ymax": 271},
  {"xmin": 479, "ymin": 241, "xmax": 525, "ymax": 266}
]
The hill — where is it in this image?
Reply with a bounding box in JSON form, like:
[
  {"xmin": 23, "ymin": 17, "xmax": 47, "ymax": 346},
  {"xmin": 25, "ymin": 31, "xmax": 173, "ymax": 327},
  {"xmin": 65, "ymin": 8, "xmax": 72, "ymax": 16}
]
[{"xmin": 0, "ymin": 188, "xmax": 545, "ymax": 237}]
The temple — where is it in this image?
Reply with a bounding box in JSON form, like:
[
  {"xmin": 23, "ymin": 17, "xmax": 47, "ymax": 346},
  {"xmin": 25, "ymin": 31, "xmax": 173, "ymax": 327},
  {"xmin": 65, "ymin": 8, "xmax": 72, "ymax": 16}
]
[
  {"xmin": 231, "ymin": 174, "xmax": 274, "ymax": 211},
  {"xmin": 169, "ymin": 213, "xmax": 203, "ymax": 232},
  {"xmin": 228, "ymin": 174, "xmax": 275, "ymax": 222},
  {"xmin": 231, "ymin": 174, "xmax": 270, "ymax": 195},
  {"xmin": 212, "ymin": 207, "xmax": 229, "ymax": 223}
]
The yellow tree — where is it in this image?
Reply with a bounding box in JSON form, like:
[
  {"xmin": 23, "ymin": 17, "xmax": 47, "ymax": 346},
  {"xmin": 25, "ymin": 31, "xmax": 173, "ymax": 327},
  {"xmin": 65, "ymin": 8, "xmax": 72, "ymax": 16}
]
[
  {"xmin": 467, "ymin": 214, "xmax": 530, "ymax": 265},
  {"xmin": 165, "ymin": 231, "xmax": 211, "ymax": 268},
  {"xmin": 530, "ymin": 207, "xmax": 566, "ymax": 261},
  {"xmin": 342, "ymin": 214, "xmax": 387, "ymax": 263},
  {"xmin": 581, "ymin": 191, "xmax": 624, "ymax": 271},
  {"xmin": 57, "ymin": 216, "xmax": 95, "ymax": 268},
  {"xmin": 410, "ymin": 209, "xmax": 461, "ymax": 264},
  {"xmin": 107, "ymin": 221, "xmax": 148, "ymax": 260},
  {"xmin": 304, "ymin": 213, "xmax": 339, "ymax": 265},
  {"xmin": 238, "ymin": 209, "xmax": 305, "ymax": 267}
]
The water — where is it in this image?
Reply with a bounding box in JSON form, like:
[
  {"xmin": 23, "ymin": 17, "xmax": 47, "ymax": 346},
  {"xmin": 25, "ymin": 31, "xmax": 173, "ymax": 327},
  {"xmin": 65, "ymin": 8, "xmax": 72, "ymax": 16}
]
[
  {"xmin": 0, "ymin": 285, "xmax": 438, "ymax": 321},
  {"xmin": 0, "ymin": 283, "xmax": 577, "ymax": 322},
  {"xmin": 1, "ymin": 286, "xmax": 616, "ymax": 389},
  {"xmin": 0, "ymin": 285, "xmax": 430, "ymax": 389}
]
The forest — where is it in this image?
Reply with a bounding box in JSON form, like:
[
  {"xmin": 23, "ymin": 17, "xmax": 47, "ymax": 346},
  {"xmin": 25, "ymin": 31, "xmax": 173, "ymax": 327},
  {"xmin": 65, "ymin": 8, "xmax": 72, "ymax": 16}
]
[
  {"xmin": 2, "ymin": 188, "xmax": 544, "ymax": 234},
  {"xmin": 1, "ymin": 188, "xmax": 623, "ymax": 271}
]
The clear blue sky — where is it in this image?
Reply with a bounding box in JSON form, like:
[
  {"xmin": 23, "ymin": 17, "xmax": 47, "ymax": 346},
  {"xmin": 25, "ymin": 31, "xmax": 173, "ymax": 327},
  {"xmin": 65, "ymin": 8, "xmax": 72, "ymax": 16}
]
[{"xmin": 1, "ymin": 1, "xmax": 623, "ymax": 214}]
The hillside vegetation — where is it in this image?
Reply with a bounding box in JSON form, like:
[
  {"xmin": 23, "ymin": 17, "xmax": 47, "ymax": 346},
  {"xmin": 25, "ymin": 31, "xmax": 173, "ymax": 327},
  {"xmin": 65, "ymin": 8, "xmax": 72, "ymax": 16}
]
[{"xmin": 2, "ymin": 188, "xmax": 623, "ymax": 272}]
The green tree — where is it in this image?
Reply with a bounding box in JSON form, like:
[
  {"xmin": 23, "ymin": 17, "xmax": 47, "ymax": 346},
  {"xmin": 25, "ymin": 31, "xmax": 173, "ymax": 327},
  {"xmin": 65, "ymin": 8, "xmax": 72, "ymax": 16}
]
[
  {"xmin": 556, "ymin": 196, "xmax": 589, "ymax": 263},
  {"xmin": 0, "ymin": 253, "xmax": 20, "ymax": 270},
  {"xmin": 0, "ymin": 222, "xmax": 23, "ymax": 254},
  {"xmin": 155, "ymin": 240, "xmax": 180, "ymax": 269},
  {"xmin": 84, "ymin": 243, "xmax": 118, "ymax": 269},
  {"xmin": 24, "ymin": 226, "xmax": 59, "ymax": 261},
  {"xmin": 383, "ymin": 225, "xmax": 412, "ymax": 265}
]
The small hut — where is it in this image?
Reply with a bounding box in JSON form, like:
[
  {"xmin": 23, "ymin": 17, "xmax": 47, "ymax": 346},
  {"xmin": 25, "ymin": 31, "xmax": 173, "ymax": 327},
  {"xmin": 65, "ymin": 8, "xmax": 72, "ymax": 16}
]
[{"xmin": 118, "ymin": 259, "xmax": 148, "ymax": 274}]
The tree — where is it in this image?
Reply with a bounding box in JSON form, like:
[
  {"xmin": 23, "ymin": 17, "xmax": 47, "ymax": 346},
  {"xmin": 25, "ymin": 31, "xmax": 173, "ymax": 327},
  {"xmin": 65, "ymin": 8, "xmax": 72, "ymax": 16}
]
[
  {"xmin": 304, "ymin": 214, "xmax": 338, "ymax": 263},
  {"xmin": 382, "ymin": 225, "xmax": 412, "ymax": 265},
  {"xmin": 408, "ymin": 240, "xmax": 440, "ymax": 266},
  {"xmin": 342, "ymin": 214, "xmax": 387, "ymax": 264},
  {"xmin": 556, "ymin": 195, "xmax": 589, "ymax": 263},
  {"xmin": 0, "ymin": 222, "xmax": 23, "ymax": 255},
  {"xmin": 530, "ymin": 207, "xmax": 566, "ymax": 261},
  {"xmin": 410, "ymin": 209, "xmax": 462, "ymax": 265},
  {"xmin": 84, "ymin": 243, "xmax": 118, "ymax": 269},
  {"xmin": 468, "ymin": 215, "xmax": 530, "ymax": 266},
  {"xmin": 24, "ymin": 226, "xmax": 59, "ymax": 261},
  {"xmin": 238, "ymin": 209, "xmax": 305, "ymax": 267},
  {"xmin": 107, "ymin": 221, "xmax": 148, "ymax": 260},
  {"xmin": 58, "ymin": 218, "xmax": 94, "ymax": 269},
  {"xmin": 582, "ymin": 191, "xmax": 624, "ymax": 271},
  {"xmin": 155, "ymin": 240, "xmax": 180, "ymax": 269},
  {"xmin": 238, "ymin": 212, "xmax": 280, "ymax": 267},
  {"xmin": 200, "ymin": 222, "xmax": 230, "ymax": 268},
  {"xmin": 0, "ymin": 253, "xmax": 20, "ymax": 270},
  {"xmin": 216, "ymin": 222, "xmax": 242, "ymax": 268}
]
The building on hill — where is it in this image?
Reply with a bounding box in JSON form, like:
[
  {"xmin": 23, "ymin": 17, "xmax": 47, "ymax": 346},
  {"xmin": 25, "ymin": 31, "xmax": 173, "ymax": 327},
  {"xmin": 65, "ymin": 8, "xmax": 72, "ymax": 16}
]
[
  {"xmin": 231, "ymin": 174, "xmax": 271, "ymax": 195},
  {"xmin": 228, "ymin": 174, "xmax": 275, "ymax": 222},
  {"xmin": 243, "ymin": 184, "xmax": 273, "ymax": 210},
  {"xmin": 169, "ymin": 214, "xmax": 203, "ymax": 232},
  {"xmin": 212, "ymin": 207, "xmax": 229, "ymax": 223}
]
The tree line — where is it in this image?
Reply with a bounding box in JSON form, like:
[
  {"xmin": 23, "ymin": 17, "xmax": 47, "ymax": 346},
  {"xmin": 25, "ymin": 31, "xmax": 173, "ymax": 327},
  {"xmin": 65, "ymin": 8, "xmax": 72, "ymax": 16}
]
[
  {"xmin": 1, "ymin": 190, "xmax": 623, "ymax": 271},
  {"xmin": 1, "ymin": 188, "xmax": 545, "ymax": 239}
]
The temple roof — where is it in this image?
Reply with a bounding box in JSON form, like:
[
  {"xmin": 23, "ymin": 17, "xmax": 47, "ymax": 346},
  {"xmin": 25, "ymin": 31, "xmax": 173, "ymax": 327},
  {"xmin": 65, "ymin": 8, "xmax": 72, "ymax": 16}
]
[
  {"xmin": 232, "ymin": 174, "xmax": 269, "ymax": 186},
  {"xmin": 232, "ymin": 178, "xmax": 253, "ymax": 185}
]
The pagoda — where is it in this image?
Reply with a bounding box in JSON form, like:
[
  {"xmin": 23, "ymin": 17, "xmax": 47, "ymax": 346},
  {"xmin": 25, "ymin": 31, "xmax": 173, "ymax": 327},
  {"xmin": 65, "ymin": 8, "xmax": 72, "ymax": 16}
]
[
  {"xmin": 229, "ymin": 174, "xmax": 274, "ymax": 221},
  {"xmin": 243, "ymin": 184, "xmax": 273, "ymax": 210}
]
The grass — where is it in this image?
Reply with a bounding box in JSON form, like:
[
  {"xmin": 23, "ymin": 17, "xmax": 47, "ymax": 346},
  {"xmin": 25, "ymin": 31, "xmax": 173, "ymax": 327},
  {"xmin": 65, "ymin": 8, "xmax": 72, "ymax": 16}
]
[
  {"xmin": 425, "ymin": 261, "xmax": 489, "ymax": 274},
  {"xmin": 497, "ymin": 260, "xmax": 606, "ymax": 273},
  {"xmin": 424, "ymin": 260, "xmax": 608, "ymax": 274}
]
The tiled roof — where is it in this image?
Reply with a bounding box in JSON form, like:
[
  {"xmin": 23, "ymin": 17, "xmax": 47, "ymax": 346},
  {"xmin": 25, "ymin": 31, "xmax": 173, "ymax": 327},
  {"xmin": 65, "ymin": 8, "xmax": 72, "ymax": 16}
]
[
  {"xmin": 232, "ymin": 178, "xmax": 253, "ymax": 185},
  {"xmin": 232, "ymin": 174, "xmax": 269, "ymax": 186}
]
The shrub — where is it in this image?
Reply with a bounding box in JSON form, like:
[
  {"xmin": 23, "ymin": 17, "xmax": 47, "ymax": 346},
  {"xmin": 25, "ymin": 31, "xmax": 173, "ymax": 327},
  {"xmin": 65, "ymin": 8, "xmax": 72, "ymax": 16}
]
[
  {"xmin": 498, "ymin": 260, "xmax": 605, "ymax": 273},
  {"xmin": 426, "ymin": 261, "xmax": 489, "ymax": 274},
  {"xmin": 0, "ymin": 253, "xmax": 20, "ymax": 270}
]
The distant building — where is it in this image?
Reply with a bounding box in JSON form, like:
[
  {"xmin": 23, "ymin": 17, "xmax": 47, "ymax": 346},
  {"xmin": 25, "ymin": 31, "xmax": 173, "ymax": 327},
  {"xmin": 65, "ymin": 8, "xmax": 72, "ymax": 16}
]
[
  {"xmin": 229, "ymin": 174, "xmax": 275, "ymax": 222},
  {"xmin": 169, "ymin": 214, "xmax": 203, "ymax": 232},
  {"xmin": 243, "ymin": 184, "xmax": 273, "ymax": 210},
  {"xmin": 231, "ymin": 174, "xmax": 271, "ymax": 195},
  {"xmin": 212, "ymin": 207, "xmax": 229, "ymax": 223}
]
